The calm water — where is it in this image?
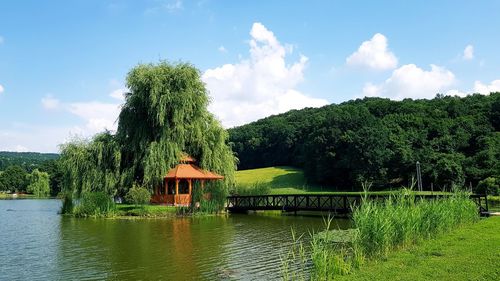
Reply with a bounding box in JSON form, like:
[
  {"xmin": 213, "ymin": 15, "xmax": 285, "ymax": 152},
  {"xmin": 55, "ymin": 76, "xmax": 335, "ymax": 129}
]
[{"xmin": 0, "ymin": 200, "xmax": 349, "ymax": 280}]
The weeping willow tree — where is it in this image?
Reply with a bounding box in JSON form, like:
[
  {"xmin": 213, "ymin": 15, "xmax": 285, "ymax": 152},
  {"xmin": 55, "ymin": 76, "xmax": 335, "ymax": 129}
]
[
  {"xmin": 60, "ymin": 61, "xmax": 236, "ymax": 212},
  {"xmin": 117, "ymin": 61, "xmax": 236, "ymax": 209},
  {"xmin": 59, "ymin": 131, "xmax": 121, "ymax": 197}
]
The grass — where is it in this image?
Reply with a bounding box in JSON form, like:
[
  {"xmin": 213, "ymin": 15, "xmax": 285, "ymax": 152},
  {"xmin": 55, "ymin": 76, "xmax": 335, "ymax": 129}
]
[
  {"xmin": 115, "ymin": 204, "xmax": 177, "ymax": 217},
  {"xmin": 0, "ymin": 192, "xmax": 37, "ymax": 199},
  {"xmin": 234, "ymin": 166, "xmax": 313, "ymax": 194},
  {"xmin": 234, "ymin": 166, "xmax": 449, "ymax": 195},
  {"xmin": 488, "ymin": 195, "xmax": 500, "ymax": 212},
  {"xmin": 282, "ymin": 189, "xmax": 481, "ymax": 280},
  {"xmin": 334, "ymin": 216, "xmax": 500, "ymax": 281}
]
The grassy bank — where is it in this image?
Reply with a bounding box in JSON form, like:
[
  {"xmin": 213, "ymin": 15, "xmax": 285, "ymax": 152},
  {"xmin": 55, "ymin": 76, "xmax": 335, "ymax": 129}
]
[
  {"xmin": 335, "ymin": 216, "xmax": 500, "ymax": 281},
  {"xmin": 0, "ymin": 192, "xmax": 37, "ymax": 199}
]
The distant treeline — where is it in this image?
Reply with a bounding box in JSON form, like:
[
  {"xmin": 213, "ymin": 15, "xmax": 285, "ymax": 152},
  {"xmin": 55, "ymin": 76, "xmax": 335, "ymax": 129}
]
[
  {"xmin": 0, "ymin": 151, "xmax": 59, "ymax": 171},
  {"xmin": 229, "ymin": 93, "xmax": 500, "ymax": 191},
  {"xmin": 0, "ymin": 152, "xmax": 62, "ymax": 196}
]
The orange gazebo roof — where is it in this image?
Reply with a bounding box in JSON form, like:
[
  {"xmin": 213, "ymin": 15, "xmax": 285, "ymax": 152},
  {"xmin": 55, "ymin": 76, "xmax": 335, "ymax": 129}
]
[{"xmin": 165, "ymin": 163, "xmax": 224, "ymax": 180}]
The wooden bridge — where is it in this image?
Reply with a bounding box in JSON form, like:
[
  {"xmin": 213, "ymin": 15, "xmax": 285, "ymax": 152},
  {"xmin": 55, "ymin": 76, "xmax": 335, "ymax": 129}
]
[{"xmin": 226, "ymin": 194, "xmax": 489, "ymax": 215}]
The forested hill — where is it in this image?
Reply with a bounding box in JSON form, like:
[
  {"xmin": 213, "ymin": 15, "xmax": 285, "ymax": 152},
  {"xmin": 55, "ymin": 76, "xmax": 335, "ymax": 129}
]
[
  {"xmin": 228, "ymin": 93, "xmax": 500, "ymax": 190},
  {"xmin": 0, "ymin": 151, "xmax": 59, "ymax": 171}
]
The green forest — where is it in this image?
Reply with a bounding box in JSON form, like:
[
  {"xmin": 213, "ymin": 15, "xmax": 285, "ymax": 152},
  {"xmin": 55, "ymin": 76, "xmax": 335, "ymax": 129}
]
[
  {"xmin": 0, "ymin": 152, "xmax": 62, "ymax": 196},
  {"xmin": 0, "ymin": 151, "xmax": 58, "ymax": 171},
  {"xmin": 229, "ymin": 93, "xmax": 500, "ymax": 193}
]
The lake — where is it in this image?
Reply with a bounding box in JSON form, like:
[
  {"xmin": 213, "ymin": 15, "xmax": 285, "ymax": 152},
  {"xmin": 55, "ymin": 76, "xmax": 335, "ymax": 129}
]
[{"xmin": 0, "ymin": 199, "xmax": 349, "ymax": 280}]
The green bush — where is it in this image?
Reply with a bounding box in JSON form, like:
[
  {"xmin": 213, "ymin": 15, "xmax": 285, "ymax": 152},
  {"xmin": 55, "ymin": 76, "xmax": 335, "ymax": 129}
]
[
  {"xmin": 475, "ymin": 177, "xmax": 499, "ymax": 195},
  {"xmin": 124, "ymin": 184, "xmax": 151, "ymax": 206},
  {"xmin": 73, "ymin": 192, "xmax": 116, "ymax": 217}
]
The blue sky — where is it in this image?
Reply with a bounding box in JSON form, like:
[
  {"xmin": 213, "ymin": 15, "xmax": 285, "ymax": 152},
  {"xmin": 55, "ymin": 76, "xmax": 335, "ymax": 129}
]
[{"xmin": 1, "ymin": 0, "xmax": 499, "ymax": 152}]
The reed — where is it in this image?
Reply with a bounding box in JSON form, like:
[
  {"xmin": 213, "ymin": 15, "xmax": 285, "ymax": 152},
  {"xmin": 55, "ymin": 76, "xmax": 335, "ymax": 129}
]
[
  {"xmin": 282, "ymin": 188, "xmax": 479, "ymax": 280},
  {"xmin": 353, "ymin": 188, "xmax": 478, "ymax": 259}
]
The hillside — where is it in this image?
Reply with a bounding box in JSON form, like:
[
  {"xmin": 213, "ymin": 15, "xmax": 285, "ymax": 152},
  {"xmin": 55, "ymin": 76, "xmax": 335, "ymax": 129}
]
[
  {"xmin": 235, "ymin": 166, "xmax": 314, "ymax": 194},
  {"xmin": 229, "ymin": 93, "xmax": 500, "ymax": 191},
  {"xmin": 0, "ymin": 151, "xmax": 59, "ymax": 171}
]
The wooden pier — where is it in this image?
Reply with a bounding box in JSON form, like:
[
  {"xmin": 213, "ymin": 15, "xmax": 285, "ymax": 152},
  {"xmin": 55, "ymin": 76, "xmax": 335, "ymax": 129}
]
[{"xmin": 227, "ymin": 194, "xmax": 489, "ymax": 215}]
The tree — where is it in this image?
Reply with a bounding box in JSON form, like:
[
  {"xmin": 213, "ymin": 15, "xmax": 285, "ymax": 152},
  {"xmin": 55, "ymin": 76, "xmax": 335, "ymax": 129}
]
[
  {"xmin": 27, "ymin": 169, "xmax": 50, "ymax": 197},
  {"xmin": 39, "ymin": 159, "xmax": 64, "ymax": 196},
  {"xmin": 59, "ymin": 131, "xmax": 121, "ymax": 197},
  {"xmin": 0, "ymin": 165, "xmax": 28, "ymax": 192},
  {"xmin": 229, "ymin": 93, "xmax": 500, "ymax": 190},
  {"xmin": 59, "ymin": 61, "xmax": 236, "ymax": 211},
  {"xmin": 116, "ymin": 62, "xmax": 236, "ymax": 207}
]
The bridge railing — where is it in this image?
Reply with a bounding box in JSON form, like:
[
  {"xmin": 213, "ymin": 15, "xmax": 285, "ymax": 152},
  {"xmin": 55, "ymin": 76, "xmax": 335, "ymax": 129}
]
[{"xmin": 226, "ymin": 193, "xmax": 489, "ymax": 214}]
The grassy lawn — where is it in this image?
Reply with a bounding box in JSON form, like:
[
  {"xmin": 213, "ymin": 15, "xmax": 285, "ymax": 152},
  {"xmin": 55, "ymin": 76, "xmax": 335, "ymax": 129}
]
[
  {"xmin": 234, "ymin": 166, "xmax": 449, "ymax": 195},
  {"xmin": 335, "ymin": 217, "xmax": 500, "ymax": 281},
  {"xmin": 116, "ymin": 204, "xmax": 177, "ymax": 217},
  {"xmin": 488, "ymin": 196, "xmax": 500, "ymax": 212}
]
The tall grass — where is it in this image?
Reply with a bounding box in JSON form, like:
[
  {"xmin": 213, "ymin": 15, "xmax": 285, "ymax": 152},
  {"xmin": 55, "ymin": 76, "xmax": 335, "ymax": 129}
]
[
  {"xmin": 353, "ymin": 188, "xmax": 478, "ymax": 259},
  {"xmin": 282, "ymin": 188, "xmax": 479, "ymax": 280}
]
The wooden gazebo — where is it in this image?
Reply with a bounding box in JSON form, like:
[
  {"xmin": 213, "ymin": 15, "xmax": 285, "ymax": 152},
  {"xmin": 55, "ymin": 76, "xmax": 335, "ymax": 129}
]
[{"xmin": 151, "ymin": 155, "xmax": 224, "ymax": 205}]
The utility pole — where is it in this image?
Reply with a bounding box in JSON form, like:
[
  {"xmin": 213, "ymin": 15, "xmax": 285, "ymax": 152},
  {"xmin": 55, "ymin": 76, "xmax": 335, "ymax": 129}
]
[{"xmin": 416, "ymin": 161, "xmax": 423, "ymax": 192}]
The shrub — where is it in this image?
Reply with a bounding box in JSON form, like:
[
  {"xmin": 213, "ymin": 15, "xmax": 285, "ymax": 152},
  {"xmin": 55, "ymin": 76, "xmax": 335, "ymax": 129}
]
[
  {"xmin": 475, "ymin": 177, "xmax": 499, "ymax": 196},
  {"xmin": 73, "ymin": 192, "xmax": 116, "ymax": 217},
  {"xmin": 125, "ymin": 184, "xmax": 151, "ymax": 206}
]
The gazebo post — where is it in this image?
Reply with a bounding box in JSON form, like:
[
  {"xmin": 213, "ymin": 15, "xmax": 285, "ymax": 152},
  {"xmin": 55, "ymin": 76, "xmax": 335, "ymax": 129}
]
[
  {"xmin": 159, "ymin": 155, "xmax": 223, "ymax": 207},
  {"xmin": 175, "ymin": 179, "xmax": 179, "ymax": 205}
]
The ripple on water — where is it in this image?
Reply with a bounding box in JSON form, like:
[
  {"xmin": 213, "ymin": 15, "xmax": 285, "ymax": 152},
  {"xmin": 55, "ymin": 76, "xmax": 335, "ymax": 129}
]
[{"xmin": 1, "ymin": 201, "xmax": 333, "ymax": 281}]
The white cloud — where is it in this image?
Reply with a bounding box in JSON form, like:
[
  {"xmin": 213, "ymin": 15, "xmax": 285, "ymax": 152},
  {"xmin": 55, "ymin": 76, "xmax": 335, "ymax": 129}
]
[
  {"xmin": 109, "ymin": 88, "xmax": 127, "ymax": 101},
  {"xmin": 362, "ymin": 83, "xmax": 381, "ymax": 97},
  {"xmin": 41, "ymin": 95, "xmax": 61, "ymax": 110},
  {"xmin": 0, "ymin": 36, "xmax": 4, "ymax": 44},
  {"xmin": 473, "ymin": 79, "xmax": 500, "ymax": 95},
  {"xmin": 462, "ymin": 44, "xmax": 474, "ymax": 60},
  {"xmin": 39, "ymin": 86, "xmax": 126, "ymax": 136},
  {"xmin": 218, "ymin": 45, "xmax": 227, "ymax": 53},
  {"xmin": 445, "ymin": 89, "xmax": 468, "ymax": 98},
  {"xmin": 445, "ymin": 79, "xmax": 500, "ymax": 97},
  {"xmin": 67, "ymin": 101, "xmax": 121, "ymax": 135},
  {"xmin": 362, "ymin": 64, "xmax": 456, "ymax": 100},
  {"xmin": 13, "ymin": 145, "xmax": 28, "ymax": 152},
  {"xmin": 0, "ymin": 125, "xmax": 77, "ymax": 153},
  {"xmin": 346, "ymin": 33, "xmax": 398, "ymax": 70},
  {"xmin": 0, "ymin": 84, "xmax": 4, "ymax": 94},
  {"xmin": 203, "ymin": 22, "xmax": 328, "ymax": 127}
]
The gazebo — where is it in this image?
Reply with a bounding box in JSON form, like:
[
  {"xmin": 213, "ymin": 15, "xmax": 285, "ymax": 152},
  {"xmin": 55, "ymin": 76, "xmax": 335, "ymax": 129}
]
[{"xmin": 151, "ymin": 155, "xmax": 224, "ymax": 205}]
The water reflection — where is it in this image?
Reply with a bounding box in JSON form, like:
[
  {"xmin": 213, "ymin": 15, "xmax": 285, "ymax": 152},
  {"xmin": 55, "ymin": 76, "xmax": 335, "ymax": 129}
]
[{"xmin": 2, "ymin": 200, "xmax": 348, "ymax": 280}]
